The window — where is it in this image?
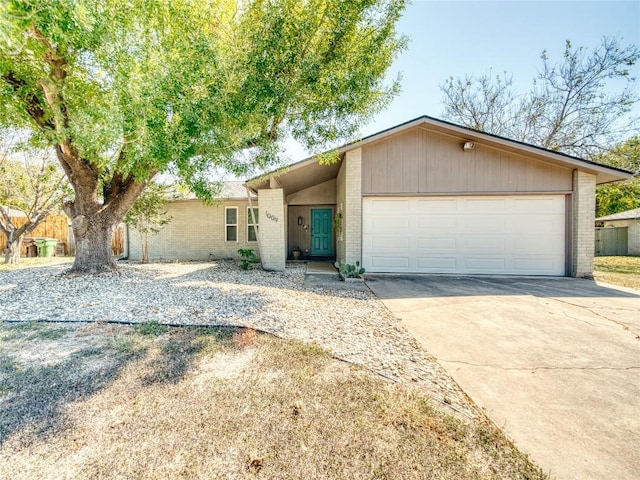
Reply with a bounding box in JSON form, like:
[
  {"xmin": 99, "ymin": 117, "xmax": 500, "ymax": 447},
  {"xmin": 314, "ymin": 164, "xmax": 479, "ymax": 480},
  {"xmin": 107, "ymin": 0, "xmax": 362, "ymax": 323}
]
[
  {"xmin": 225, "ymin": 207, "xmax": 237, "ymax": 242},
  {"xmin": 247, "ymin": 207, "xmax": 259, "ymax": 242}
]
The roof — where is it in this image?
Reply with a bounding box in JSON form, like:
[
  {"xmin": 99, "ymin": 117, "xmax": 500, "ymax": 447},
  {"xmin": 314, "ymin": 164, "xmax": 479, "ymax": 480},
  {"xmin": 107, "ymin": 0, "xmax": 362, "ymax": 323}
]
[
  {"xmin": 170, "ymin": 181, "xmax": 256, "ymax": 200},
  {"xmin": 596, "ymin": 207, "xmax": 640, "ymax": 222},
  {"xmin": 0, "ymin": 205, "xmax": 27, "ymax": 217},
  {"xmin": 247, "ymin": 115, "xmax": 633, "ymax": 192}
]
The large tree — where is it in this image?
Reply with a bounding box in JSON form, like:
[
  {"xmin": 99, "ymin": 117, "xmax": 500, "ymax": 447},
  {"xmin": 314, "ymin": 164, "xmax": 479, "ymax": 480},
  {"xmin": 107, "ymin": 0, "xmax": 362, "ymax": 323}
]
[
  {"xmin": 440, "ymin": 37, "xmax": 639, "ymax": 158},
  {"xmin": 0, "ymin": 0, "xmax": 406, "ymax": 272}
]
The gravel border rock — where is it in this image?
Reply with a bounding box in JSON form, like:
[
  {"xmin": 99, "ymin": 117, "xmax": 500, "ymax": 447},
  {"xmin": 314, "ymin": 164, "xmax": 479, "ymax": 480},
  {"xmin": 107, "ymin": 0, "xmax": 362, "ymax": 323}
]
[{"xmin": 0, "ymin": 260, "xmax": 479, "ymax": 419}]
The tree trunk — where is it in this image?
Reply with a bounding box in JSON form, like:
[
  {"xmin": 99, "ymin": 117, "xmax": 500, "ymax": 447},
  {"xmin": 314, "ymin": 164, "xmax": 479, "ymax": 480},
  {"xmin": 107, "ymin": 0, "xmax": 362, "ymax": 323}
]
[
  {"xmin": 141, "ymin": 231, "xmax": 149, "ymax": 264},
  {"xmin": 71, "ymin": 214, "xmax": 117, "ymax": 272},
  {"xmin": 4, "ymin": 232, "xmax": 24, "ymax": 264}
]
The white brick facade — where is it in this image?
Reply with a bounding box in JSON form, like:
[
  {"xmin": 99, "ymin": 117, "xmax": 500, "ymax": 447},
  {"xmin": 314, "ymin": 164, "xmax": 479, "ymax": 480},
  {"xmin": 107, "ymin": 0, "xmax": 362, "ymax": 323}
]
[
  {"xmin": 128, "ymin": 199, "xmax": 259, "ymax": 261},
  {"xmin": 335, "ymin": 148, "xmax": 362, "ymax": 265},
  {"xmin": 344, "ymin": 149, "xmax": 362, "ymax": 265},
  {"xmin": 257, "ymin": 188, "xmax": 286, "ymax": 271},
  {"xmin": 572, "ymin": 170, "xmax": 596, "ymax": 277}
]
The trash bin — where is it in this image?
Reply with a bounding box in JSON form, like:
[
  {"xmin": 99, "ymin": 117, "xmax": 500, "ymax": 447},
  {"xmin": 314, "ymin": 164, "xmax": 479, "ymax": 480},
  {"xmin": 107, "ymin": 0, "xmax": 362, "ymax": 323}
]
[
  {"xmin": 23, "ymin": 238, "xmax": 38, "ymax": 257},
  {"xmin": 34, "ymin": 238, "xmax": 58, "ymax": 258}
]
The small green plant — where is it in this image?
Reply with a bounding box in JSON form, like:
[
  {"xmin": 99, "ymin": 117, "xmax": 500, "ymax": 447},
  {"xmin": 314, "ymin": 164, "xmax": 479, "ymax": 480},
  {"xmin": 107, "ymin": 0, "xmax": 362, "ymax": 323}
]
[
  {"xmin": 334, "ymin": 260, "xmax": 365, "ymax": 279},
  {"xmin": 333, "ymin": 213, "xmax": 343, "ymax": 237},
  {"xmin": 238, "ymin": 248, "xmax": 259, "ymax": 270},
  {"xmin": 134, "ymin": 320, "xmax": 169, "ymax": 336}
]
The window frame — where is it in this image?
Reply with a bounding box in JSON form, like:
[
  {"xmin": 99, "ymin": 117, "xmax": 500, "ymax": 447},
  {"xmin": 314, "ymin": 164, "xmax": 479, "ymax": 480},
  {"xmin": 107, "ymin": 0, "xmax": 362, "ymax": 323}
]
[
  {"xmin": 247, "ymin": 207, "xmax": 259, "ymax": 243},
  {"xmin": 225, "ymin": 206, "xmax": 238, "ymax": 242}
]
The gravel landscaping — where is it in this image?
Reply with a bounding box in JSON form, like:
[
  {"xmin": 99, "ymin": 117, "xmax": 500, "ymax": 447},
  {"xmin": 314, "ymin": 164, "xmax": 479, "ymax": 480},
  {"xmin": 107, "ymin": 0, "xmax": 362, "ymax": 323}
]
[{"xmin": 0, "ymin": 260, "xmax": 477, "ymax": 419}]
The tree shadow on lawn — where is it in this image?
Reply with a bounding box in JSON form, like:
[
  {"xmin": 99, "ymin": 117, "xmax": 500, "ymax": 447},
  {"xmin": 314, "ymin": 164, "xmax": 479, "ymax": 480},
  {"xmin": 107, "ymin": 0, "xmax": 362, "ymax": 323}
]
[
  {"xmin": 0, "ymin": 343, "xmax": 141, "ymax": 447},
  {"xmin": 138, "ymin": 326, "xmax": 236, "ymax": 386},
  {"xmin": 0, "ymin": 324, "xmax": 240, "ymax": 448}
]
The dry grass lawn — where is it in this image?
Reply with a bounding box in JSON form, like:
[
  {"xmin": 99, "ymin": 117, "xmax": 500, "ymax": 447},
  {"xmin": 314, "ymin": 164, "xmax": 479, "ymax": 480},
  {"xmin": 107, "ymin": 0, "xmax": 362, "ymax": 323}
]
[
  {"xmin": 0, "ymin": 322, "xmax": 547, "ymax": 480},
  {"xmin": 0, "ymin": 256, "xmax": 70, "ymax": 272},
  {"xmin": 593, "ymin": 256, "xmax": 640, "ymax": 289}
]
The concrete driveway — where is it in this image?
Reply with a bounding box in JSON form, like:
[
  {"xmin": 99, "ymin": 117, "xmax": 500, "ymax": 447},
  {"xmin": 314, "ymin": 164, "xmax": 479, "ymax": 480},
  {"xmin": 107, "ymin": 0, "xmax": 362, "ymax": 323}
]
[{"xmin": 366, "ymin": 275, "xmax": 640, "ymax": 480}]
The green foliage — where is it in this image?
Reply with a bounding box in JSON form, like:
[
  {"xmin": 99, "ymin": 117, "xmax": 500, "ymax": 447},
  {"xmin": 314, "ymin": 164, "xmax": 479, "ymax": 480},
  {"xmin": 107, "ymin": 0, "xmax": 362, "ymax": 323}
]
[
  {"xmin": 334, "ymin": 260, "xmax": 365, "ymax": 279},
  {"xmin": 441, "ymin": 37, "xmax": 639, "ymax": 158},
  {"xmin": 123, "ymin": 182, "xmax": 172, "ymax": 263},
  {"xmin": 134, "ymin": 320, "xmax": 170, "ymax": 337},
  {"xmin": 238, "ymin": 248, "xmax": 259, "ymax": 270},
  {"xmin": 595, "ymin": 137, "xmax": 640, "ymax": 217},
  {"xmin": 0, "ymin": 0, "xmax": 405, "ymax": 270},
  {"xmin": 0, "ymin": 0, "xmax": 406, "ymax": 198},
  {"xmin": 124, "ymin": 183, "xmax": 172, "ymax": 236},
  {"xmin": 333, "ymin": 213, "xmax": 343, "ymax": 237}
]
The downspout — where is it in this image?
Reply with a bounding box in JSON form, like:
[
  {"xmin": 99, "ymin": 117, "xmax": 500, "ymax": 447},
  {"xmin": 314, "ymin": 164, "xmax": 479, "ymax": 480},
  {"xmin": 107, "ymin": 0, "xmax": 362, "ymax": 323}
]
[{"xmin": 245, "ymin": 185, "xmax": 262, "ymax": 268}]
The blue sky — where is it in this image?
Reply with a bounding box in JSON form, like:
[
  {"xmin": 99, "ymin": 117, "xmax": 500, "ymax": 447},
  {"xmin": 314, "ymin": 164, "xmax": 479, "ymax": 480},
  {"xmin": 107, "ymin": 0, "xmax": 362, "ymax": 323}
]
[{"xmin": 283, "ymin": 0, "xmax": 640, "ymax": 162}]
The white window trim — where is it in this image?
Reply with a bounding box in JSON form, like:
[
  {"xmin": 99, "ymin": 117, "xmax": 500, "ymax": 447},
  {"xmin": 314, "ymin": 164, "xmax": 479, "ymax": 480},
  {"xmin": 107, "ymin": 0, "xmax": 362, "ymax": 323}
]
[
  {"xmin": 247, "ymin": 207, "xmax": 259, "ymax": 243},
  {"xmin": 225, "ymin": 206, "xmax": 238, "ymax": 242}
]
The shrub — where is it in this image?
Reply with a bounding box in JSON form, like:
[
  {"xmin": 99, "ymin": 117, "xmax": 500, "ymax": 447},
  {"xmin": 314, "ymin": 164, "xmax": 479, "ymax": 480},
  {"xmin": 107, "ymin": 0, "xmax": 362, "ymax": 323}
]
[{"xmin": 238, "ymin": 249, "xmax": 259, "ymax": 270}]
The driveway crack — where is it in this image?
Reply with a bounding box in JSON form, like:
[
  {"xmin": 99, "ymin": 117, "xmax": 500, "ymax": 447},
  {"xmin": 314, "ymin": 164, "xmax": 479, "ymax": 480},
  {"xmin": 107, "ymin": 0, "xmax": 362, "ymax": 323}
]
[{"xmin": 441, "ymin": 359, "xmax": 640, "ymax": 372}]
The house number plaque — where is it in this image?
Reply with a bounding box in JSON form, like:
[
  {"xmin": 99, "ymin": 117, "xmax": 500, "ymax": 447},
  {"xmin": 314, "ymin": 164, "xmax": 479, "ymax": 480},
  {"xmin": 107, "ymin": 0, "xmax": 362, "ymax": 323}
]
[{"xmin": 266, "ymin": 212, "xmax": 278, "ymax": 222}]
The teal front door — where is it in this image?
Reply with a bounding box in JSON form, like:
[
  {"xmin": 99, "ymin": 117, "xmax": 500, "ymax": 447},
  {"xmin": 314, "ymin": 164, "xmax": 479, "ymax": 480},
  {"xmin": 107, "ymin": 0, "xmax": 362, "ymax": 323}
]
[{"xmin": 311, "ymin": 208, "xmax": 333, "ymax": 256}]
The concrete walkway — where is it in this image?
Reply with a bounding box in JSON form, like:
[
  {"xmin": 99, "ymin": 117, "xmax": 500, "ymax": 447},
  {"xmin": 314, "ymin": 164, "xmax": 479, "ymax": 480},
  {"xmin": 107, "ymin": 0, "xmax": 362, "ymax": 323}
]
[{"xmin": 366, "ymin": 275, "xmax": 640, "ymax": 480}]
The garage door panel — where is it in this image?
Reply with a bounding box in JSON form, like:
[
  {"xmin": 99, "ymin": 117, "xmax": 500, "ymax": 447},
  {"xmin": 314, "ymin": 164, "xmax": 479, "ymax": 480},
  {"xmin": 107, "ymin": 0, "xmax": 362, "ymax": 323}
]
[
  {"xmin": 464, "ymin": 237, "xmax": 506, "ymax": 252},
  {"xmin": 370, "ymin": 256, "xmax": 410, "ymax": 270},
  {"xmin": 464, "ymin": 198, "xmax": 507, "ymax": 212},
  {"xmin": 416, "ymin": 256, "xmax": 458, "ymax": 271},
  {"xmin": 464, "ymin": 217, "xmax": 506, "ymax": 234},
  {"xmin": 416, "ymin": 199, "xmax": 458, "ymax": 213},
  {"xmin": 369, "ymin": 217, "xmax": 409, "ymax": 231},
  {"xmin": 417, "ymin": 217, "xmax": 457, "ymax": 231},
  {"xmin": 464, "ymin": 257, "xmax": 506, "ymax": 271},
  {"xmin": 416, "ymin": 237, "xmax": 457, "ymax": 251},
  {"xmin": 369, "ymin": 199, "xmax": 410, "ymax": 212},
  {"xmin": 513, "ymin": 258, "xmax": 557, "ymax": 272},
  {"xmin": 363, "ymin": 196, "xmax": 566, "ymax": 276},
  {"xmin": 513, "ymin": 197, "xmax": 560, "ymax": 212},
  {"xmin": 369, "ymin": 236, "xmax": 410, "ymax": 250}
]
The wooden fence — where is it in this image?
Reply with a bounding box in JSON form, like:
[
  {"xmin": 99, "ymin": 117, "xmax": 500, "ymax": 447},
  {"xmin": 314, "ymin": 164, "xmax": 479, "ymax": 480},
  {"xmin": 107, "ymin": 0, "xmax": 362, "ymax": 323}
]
[
  {"xmin": 1, "ymin": 215, "xmax": 125, "ymax": 257},
  {"xmin": 595, "ymin": 227, "xmax": 628, "ymax": 256},
  {"xmin": 1, "ymin": 215, "xmax": 69, "ymax": 256}
]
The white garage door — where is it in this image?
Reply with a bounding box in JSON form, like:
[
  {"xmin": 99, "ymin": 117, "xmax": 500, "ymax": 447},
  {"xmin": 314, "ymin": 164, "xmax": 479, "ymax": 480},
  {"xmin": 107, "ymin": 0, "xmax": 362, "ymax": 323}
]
[{"xmin": 362, "ymin": 196, "xmax": 566, "ymax": 275}]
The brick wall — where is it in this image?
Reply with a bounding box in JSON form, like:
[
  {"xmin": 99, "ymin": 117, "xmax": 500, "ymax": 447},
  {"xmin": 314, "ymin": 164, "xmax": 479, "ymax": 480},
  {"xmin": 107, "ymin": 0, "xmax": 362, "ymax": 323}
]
[
  {"xmin": 344, "ymin": 148, "xmax": 362, "ymax": 265},
  {"xmin": 256, "ymin": 188, "xmax": 286, "ymax": 271},
  {"xmin": 572, "ymin": 170, "xmax": 596, "ymax": 277},
  {"xmin": 128, "ymin": 199, "xmax": 259, "ymax": 261},
  {"xmin": 336, "ymin": 160, "xmax": 346, "ymax": 262}
]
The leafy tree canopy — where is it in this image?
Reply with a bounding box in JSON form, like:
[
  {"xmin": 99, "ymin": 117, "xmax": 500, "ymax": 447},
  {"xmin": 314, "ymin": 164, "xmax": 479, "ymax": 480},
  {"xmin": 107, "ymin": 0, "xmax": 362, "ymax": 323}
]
[
  {"xmin": 0, "ymin": 0, "xmax": 406, "ymax": 271},
  {"xmin": 595, "ymin": 136, "xmax": 640, "ymax": 217}
]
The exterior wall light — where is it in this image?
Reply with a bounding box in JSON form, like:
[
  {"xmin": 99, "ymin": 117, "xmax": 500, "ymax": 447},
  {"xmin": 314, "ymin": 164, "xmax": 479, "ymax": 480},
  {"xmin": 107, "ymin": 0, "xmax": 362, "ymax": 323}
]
[{"xmin": 463, "ymin": 141, "xmax": 475, "ymax": 151}]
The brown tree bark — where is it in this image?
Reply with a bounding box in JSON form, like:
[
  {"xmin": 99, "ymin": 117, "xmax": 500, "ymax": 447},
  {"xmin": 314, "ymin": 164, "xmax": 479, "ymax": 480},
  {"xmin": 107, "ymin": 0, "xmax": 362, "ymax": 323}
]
[
  {"xmin": 4, "ymin": 231, "xmax": 24, "ymax": 264},
  {"xmin": 70, "ymin": 213, "xmax": 118, "ymax": 272}
]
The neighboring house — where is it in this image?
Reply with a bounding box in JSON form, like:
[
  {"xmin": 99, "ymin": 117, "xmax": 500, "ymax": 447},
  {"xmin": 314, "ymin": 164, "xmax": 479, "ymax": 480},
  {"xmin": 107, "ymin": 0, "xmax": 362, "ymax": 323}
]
[
  {"xmin": 0, "ymin": 205, "xmax": 27, "ymax": 217},
  {"xmin": 128, "ymin": 182, "xmax": 259, "ymax": 261},
  {"xmin": 246, "ymin": 115, "xmax": 631, "ymax": 277},
  {"xmin": 595, "ymin": 208, "xmax": 640, "ymax": 256}
]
